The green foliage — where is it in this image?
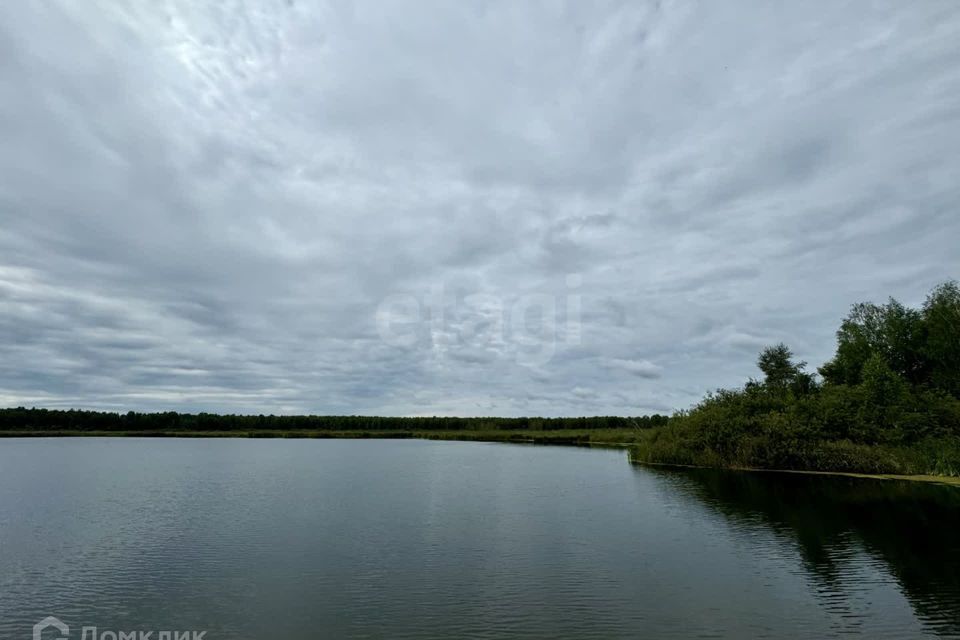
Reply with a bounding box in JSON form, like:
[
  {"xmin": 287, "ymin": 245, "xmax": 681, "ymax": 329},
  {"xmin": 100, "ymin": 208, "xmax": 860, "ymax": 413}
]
[
  {"xmin": 820, "ymin": 282, "xmax": 960, "ymax": 393},
  {"xmin": 757, "ymin": 343, "xmax": 806, "ymax": 389},
  {"xmin": 923, "ymin": 281, "xmax": 960, "ymax": 396},
  {"xmin": 635, "ymin": 281, "xmax": 960, "ymax": 476},
  {"xmin": 819, "ymin": 299, "xmax": 925, "ymax": 385}
]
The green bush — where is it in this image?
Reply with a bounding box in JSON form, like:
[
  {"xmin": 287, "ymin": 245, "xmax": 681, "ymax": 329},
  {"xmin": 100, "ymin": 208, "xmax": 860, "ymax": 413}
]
[{"xmin": 631, "ymin": 281, "xmax": 960, "ymax": 477}]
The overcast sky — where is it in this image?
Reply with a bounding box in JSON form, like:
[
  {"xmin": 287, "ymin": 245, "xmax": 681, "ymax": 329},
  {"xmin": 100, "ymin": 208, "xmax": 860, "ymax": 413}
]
[{"xmin": 1, "ymin": 1, "xmax": 958, "ymax": 417}]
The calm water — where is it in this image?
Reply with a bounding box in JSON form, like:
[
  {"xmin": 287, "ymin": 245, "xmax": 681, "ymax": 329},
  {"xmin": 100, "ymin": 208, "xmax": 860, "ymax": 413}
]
[{"xmin": 1, "ymin": 439, "xmax": 958, "ymax": 639}]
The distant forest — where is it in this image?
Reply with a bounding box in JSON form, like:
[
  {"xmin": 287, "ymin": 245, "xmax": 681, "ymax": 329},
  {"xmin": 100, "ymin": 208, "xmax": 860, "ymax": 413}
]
[{"xmin": 0, "ymin": 409, "xmax": 668, "ymax": 433}]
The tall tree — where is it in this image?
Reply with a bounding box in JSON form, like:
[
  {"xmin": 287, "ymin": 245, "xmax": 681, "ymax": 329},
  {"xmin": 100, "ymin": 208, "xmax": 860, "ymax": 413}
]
[
  {"xmin": 819, "ymin": 298, "xmax": 925, "ymax": 386},
  {"xmin": 923, "ymin": 280, "xmax": 960, "ymax": 397},
  {"xmin": 757, "ymin": 343, "xmax": 806, "ymax": 389}
]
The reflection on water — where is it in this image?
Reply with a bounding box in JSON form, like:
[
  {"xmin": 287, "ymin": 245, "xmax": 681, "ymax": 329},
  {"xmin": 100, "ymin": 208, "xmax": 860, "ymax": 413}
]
[
  {"xmin": 0, "ymin": 438, "xmax": 958, "ymax": 639},
  {"xmin": 641, "ymin": 466, "xmax": 960, "ymax": 637}
]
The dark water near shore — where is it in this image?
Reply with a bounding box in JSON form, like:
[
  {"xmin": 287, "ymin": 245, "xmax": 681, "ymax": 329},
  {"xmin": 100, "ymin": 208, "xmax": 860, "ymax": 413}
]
[{"xmin": 1, "ymin": 438, "xmax": 958, "ymax": 639}]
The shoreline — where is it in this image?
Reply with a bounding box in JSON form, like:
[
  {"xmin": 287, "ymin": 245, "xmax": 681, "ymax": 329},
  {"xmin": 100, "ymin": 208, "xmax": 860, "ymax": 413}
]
[
  {"xmin": 2, "ymin": 429, "xmax": 959, "ymax": 486},
  {"xmin": 629, "ymin": 458, "xmax": 960, "ymax": 487}
]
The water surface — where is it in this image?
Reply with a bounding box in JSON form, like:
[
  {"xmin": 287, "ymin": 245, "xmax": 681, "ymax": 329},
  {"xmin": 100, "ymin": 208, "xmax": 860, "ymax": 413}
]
[{"xmin": 1, "ymin": 438, "xmax": 958, "ymax": 638}]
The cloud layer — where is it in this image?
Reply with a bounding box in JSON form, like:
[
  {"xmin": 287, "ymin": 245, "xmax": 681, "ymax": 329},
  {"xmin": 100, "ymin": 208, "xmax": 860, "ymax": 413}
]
[{"xmin": 1, "ymin": 1, "xmax": 958, "ymax": 416}]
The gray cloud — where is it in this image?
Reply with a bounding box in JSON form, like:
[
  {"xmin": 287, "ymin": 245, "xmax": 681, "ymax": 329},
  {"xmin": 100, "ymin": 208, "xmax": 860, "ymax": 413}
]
[{"xmin": 1, "ymin": 0, "xmax": 958, "ymax": 416}]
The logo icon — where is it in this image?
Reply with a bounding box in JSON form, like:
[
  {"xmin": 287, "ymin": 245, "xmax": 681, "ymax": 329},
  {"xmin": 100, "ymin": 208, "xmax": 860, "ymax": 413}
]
[{"xmin": 33, "ymin": 617, "xmax": 69, "ymax": 640}]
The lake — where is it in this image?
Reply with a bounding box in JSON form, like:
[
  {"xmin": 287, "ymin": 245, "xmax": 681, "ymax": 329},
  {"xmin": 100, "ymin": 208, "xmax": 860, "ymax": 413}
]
[{"xmin": 1, "ymin": 438, "xmax": 958, "ymax": 639}]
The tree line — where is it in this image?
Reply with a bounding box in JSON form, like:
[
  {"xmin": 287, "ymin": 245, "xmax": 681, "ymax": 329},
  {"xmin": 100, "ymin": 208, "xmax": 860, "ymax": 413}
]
[{"xmin": 0, "ymin": 409, "xmax": 669, "ymax": 433}]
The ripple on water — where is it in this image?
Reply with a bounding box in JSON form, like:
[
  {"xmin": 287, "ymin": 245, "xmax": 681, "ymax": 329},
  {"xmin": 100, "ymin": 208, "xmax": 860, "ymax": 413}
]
[{"xmin": 0, "ymin": 439, "xmax": 958, "ymax": 639}]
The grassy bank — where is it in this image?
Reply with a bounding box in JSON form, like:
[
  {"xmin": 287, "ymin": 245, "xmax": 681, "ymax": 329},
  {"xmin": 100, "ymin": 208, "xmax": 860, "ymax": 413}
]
[{"xmin": 630, "ymin": 426, "xmax": 960, "ymax": 478}]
